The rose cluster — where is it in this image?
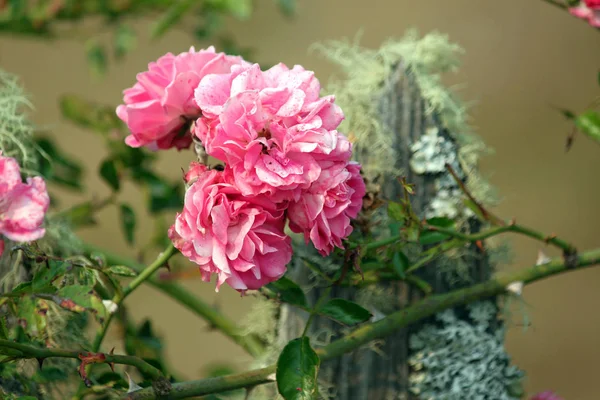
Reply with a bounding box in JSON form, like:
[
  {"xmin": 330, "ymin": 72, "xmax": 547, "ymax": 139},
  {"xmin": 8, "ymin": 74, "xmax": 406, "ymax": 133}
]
[
  {"xmin": 117, "ymin": 47, "xmax": 366, "ymax": 292},
  {"xmin": 0, "ymin": 153, "xmax": 49, "ymax": 256},
  {"xmin": 569, "ymin": 0, "xmax": 600, "ymax": 27}
]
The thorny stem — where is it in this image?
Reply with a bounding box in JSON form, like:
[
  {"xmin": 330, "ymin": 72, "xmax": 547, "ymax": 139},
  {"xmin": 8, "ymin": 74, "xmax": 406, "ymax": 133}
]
[
  {"xmin": 0, "ymin": 339, "xmax": 163, "ymax": 380},
  {"xmin": 72, "ymin": 246, "xmax": 177, "ymax": 399},
  {"xmin": 423, "ymin": 222, "xmax": 576, "ymax": 255},
  {"xmin": 81, "ymin": 242, "xmax": 265, "ymax": 357},
  {"xmin": 125, "ymin": 246, "xmax": 600, "ymax": 399},
  {"xmin": 91, "ymin": 244, "xmax": 177, "ymax": 353}
]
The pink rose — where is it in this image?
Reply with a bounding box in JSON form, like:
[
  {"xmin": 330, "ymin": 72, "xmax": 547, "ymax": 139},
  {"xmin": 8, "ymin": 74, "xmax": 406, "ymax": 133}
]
[
  {"xmin": 117, "ymin": 46, "xmax": 248, "ymax": 151},
  {"xmin": 530, "ymin": 391, "xmax": 564, "ymax": 400},
  {"xmin": 288, "ymin": 161, "xmax": 365, "ymax": 256},
  {"xmin": 0, "ymin": 154, "xmax": 49, "ymax": 256},
  {"xmin": 569, "ymin": 1, "xmax": 600, "ymax": 27},
  {"xmin": 193, "ymin": 63, "xmax": 345, "ymax": 201},
  {"xmin": 168, "ymin": 163, "xmax": 292, "ymax": 292}
]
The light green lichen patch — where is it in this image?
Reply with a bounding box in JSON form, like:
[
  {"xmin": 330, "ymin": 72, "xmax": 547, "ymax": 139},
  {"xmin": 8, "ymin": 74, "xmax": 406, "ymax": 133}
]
[{"xmin": 408, "ymin": 301, "xmax": 524, "ymax": 400}]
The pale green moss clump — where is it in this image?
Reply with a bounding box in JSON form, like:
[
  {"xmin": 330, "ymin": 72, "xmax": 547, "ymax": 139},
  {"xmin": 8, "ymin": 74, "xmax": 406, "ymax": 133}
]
[{"xmin": 314, "ymin": 31, "xmax": 497, "ymax": 209}]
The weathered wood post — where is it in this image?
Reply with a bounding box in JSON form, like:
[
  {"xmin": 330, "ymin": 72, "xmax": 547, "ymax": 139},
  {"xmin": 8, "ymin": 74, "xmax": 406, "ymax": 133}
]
[{"xmin": 275, "ymin": 33, "xmax": 523, "ymax": 400}]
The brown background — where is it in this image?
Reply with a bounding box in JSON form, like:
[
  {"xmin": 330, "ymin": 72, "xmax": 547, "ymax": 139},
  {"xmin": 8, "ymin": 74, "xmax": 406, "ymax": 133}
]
[{"xmin": 1, "ymin": 0, "xmax": 600, "ymax": 398}]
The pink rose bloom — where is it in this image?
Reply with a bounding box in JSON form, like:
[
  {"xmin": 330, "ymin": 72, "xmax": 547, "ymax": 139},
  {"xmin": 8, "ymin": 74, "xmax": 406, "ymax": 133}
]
[
  {"xmin": 168, "ymin": 163, "xmax": 292, "ymax": 292},
  {"xmin": 0, "ymin": 154, "xmax": 49, "ymax": 256},
  {"xmin": 193, "ymin": 63, "xmax": 345, "ymax": 201},
  {"xmin": 117, "ymin": 46, "xmax": 248, "ymax": 151},
  {"xmin": 530, "ymin": 391, "xmax": 564, "ymax": 400},
  {"xmin": 288, "ymin": 161, "xmax": 365, "ymax": 256},
  {"xmin": 569, "ymin": 0, "xmax": 600, "ymax": 27}
]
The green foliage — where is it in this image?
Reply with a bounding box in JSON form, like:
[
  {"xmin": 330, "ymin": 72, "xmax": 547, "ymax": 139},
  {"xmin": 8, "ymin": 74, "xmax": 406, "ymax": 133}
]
[
  {"xmin": 276, "ymin": 337, "xmax": 320, "ymax": 400},
  {"xmin": 59, "ymin": 94, "xmax": 184, "ymax": 216},
  {"xmin": 277, "ymin": 0, "xmax": 297, "ymax": 17},
  {"xmin": 317, "ymin": 299, "xmax": 371, "ymax": 326},
  {"xmin": 99, "ymin": 158, "xmax": 121, "ymax": 192},
  {"xmin": 0, "ymin": 0, "xmax": 296, "ymax": 74},
  {"xmin": 85, "ymin": 39, "xmax": 108, "ymax": 78},
  {"xmin": 151, "ymin": 0, "xmax": 197, "ymax": 39},
  {"xmin": 35, "ymin": 137, "xmax": 84, "ymax": 191},
  {"xmin": 267, "ymin": 277, "xmax": 308, "ymax": 308},
  {"xmin": 119, "ymin": 203, "xmax": 137, "ymax": 245},
  {"xmin": 124, "ymin": 320, "xmax": 170, "ymax": 379},
  {"xmin": 575, "ymin": 110, "xmax": 600, "ymax": 144}
]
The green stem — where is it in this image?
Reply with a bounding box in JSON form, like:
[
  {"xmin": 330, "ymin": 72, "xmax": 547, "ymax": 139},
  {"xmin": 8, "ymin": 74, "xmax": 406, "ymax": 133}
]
[
  {"xmin": 81, "ymin": 242, "xmax": 265, "ymax": 357},
  {"xmin": 0, "ymin": 339, "xmax": 163, "ymax": 379},
  {"xmin": 302, "ymin": 286, "xmax": 332, "ymax": 337},
  {"xmin": 126, "ymin": 247, "xmax": 600, "ymax": 399},
  {"xmin": 91, "ymin": 244, "xmax": 176, "ymax": 353},
  {"xmin": 122, "ymin": 245, "xmax": 176, "ymax": 298},
  {"xmin": 425, "ymin": 223, "xmax": 576, "ymax": 254}
]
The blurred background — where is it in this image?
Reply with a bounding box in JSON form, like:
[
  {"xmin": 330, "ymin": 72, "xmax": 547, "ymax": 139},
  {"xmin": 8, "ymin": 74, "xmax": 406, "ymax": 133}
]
[{"xmin": 1, "ymin": 0, "xmax": 600, "ymax": 398}]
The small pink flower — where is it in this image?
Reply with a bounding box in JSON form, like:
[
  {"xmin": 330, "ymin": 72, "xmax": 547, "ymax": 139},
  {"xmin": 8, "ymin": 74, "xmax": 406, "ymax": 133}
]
[
  {"xmin": 117, "ymin": 46, "xmax": 248, "ymax": 151},
  {"xmin": 288, "ymin": 161, "xmax": 365, "ymax": 256},
  {"xmin": 0, "ymin": 154, "xmax": 49, "ymax": 256},
  {"xmin": 569, "ymin": 1, "xmax": 600, "ymax": 27},
  {"xmin": 168, "ymin": 163, "xmax": 292, "ymax": 292},
  {"xmin": 530, "ymin": 391, "xmax": 564, "ymax": 400},
  {"xmin": 193, "ymin": 63, "xmax": 345, "ymax": 201}
]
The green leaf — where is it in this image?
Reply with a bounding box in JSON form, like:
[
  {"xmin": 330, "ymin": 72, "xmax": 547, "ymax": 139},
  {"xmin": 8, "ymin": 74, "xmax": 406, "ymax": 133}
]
[
  {"xmin": 267, "ymin": 277, "xmax": 308, "ymax": 308},
  {"xmin": 90, "ymin": 251, "xmax": 107, "ymax": 267},
  {"xmin": 58, "ymin": 201, "xmax": 97, "ymax": 228},
  {"xmin": 204, "ymin": 364, "xmax": 236, "ymax": 378},
  {"xmin": 405, "ymin": 220, "xmax": 420, "ymax": 243},
  {"xmin": 419, "ymin": 230, "xmax": 450, "ymax": 245},
  {"xmin": 215, "ymin": 0, "xmax": 252, "ymax": 19},
  {"xmin": 35, "ymin": 137, "xmax": 84, "ymax": 191},
  {"xmin": 558, "ymin": 108, "xmax": 576, "ymax": 120},
  {"xmin": 575, "ymin": 110, "xmax": 600, "ymax": 144},
  {"xmin": 132, "ymin": 169, "xmax": 182, "ymax": 213},
  {"xmin": 318, "ymin": 299, "xmax": 371, "ymax": 326},
  {"xmin": 34, "ymin": 366, "xmax": 66, "ymax": 383},
  {"xmin": 391, "ymin": 251, "xmax": 409, "ymax": 279},
  {"xmin": 56, "ymin": 285, "xmax": 95, "ymax": 313},
  {"xmin": 463, "ymin": 199, "xmax": 486, "ymax": 222},
  {"xmin": 107, "ymin": 265, "xmax": 138, "ymax": 277},
  {"xmin": 59, "ymin": 94, "xmax": 123, "ymax": 135},
  {"xmin": 10, "ymin": 281, "xmax": 32, "ymax": 295},
  {"xmin": 32, "ymin": 260, "xmax": 67, "ymax": 292},
  {"xmin": 151, "ymin": 0, "xmax": 195, "ymax": 38},
  {"xmin": 0, "ymin": 315, "xmax": 8, "ymax": 340},
  {"xmin": 194, "ymin": 9, "xmax": 222, "ymax": 39},
  {"xmin": 15, "ymin": 297, "xmax": 47, "ymax": 338},
  {"xmin": 114, "ymin": 24, "xmax": 137, "ymax": 59},
  {"xmin": 277, "ymin": 337, "xmax": 320, "ymax": 400},
  {"xmin": 85, "ymin": 40, "xmax": 107, "ymax": 77},
  {"xmin": 99, "ymin": 159, "xmax": 120, "ymax": 192},
  {"xmin": 119, "ymin": 203, "xmax": 136, "ymax": 245},
  {"xmin": 387, "ymin": 201, "xmax": 406, "ymax": 222},
  {"xmin": 124, "ymin": 320, "xmax": 168, "ymax": 378},
  {"xmin": 278, "ymin": 0, "xmax": 296, "ymax": 16},
  {"xmin": 426, "ymin": 217, "xmax": 455, "ymax": 229}
]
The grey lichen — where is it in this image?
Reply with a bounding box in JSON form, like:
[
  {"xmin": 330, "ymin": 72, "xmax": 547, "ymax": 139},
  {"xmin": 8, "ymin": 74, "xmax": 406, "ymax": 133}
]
[
  {"xmin": 0, "ymin": 69, "xmax": 38, "ymax": 173},
  {"xmin": 408, "ymin": 301, "xmax": 524, "ymax": 400}
]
